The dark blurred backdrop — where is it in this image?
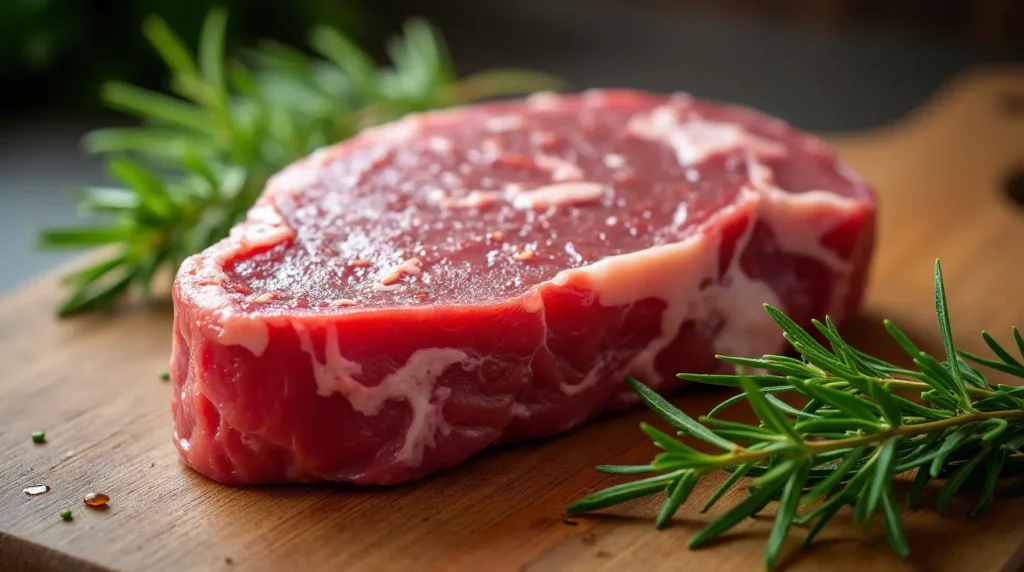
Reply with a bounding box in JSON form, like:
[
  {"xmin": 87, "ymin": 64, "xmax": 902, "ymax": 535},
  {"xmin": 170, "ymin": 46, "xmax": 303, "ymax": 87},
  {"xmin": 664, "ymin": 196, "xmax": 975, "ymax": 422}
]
[
  {"xmin": 1, "ymin": 0, "xmax": 1022, "ymax": 291},
  {"xmin": 3, "ymin": 0, "xmax": 1022, "ymax": 117}
]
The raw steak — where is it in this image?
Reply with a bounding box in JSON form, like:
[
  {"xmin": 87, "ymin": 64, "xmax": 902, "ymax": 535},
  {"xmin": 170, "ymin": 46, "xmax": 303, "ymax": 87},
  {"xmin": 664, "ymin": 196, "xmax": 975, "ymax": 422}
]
[{"xmin": 171, "ymin": 90, "xmax": 876, "ymax": 485}]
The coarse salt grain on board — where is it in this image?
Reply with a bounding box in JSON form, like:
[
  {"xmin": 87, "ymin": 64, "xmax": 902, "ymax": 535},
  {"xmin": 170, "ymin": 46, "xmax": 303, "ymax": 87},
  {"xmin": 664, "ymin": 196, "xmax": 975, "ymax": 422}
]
[{"xmin": 170, "ymin": 89, "xmax": 876, "ymax": 485}]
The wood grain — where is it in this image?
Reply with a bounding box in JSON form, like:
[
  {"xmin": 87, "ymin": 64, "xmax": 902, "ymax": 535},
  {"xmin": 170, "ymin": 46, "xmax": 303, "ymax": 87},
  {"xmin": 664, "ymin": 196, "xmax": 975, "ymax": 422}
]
[{"xmin": 2, "ymin": 67, "xmax": 1024, "ymax": 572}]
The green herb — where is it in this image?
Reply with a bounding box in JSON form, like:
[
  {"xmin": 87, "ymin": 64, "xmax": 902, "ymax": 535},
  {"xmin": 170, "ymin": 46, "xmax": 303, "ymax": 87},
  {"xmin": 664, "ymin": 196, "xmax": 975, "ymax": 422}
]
[
  {"xmin": 39, "ymin": 9, "xmax": 562, "ymax": 317},
  {"xmin": 160, "ymin": 370, "xmax": 171, "ymax": 382},
  {"xmin": 31, "ymin": 431, "xmax": 46, "ymax": 444},
  {"xmin": 60, "ymin": 508, "xmax": 73, "ymax": 521},
  {"xmin": 568, "ymin": 260, "xmax": 1024, "ymax": 569}
]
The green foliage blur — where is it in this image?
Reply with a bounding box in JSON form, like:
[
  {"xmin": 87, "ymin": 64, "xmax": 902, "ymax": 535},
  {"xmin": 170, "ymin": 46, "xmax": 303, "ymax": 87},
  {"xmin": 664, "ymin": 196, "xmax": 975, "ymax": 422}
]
[{"xmin": 0, "ymin": 0, "xmax": 373, "ymax": 110}]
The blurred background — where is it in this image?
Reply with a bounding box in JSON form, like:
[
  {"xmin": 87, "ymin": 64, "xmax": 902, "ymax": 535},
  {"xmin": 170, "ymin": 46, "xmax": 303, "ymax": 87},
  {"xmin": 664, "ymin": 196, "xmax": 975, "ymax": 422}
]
[{"xmin": 2, "ymin": 0, "xmax": 1022, "ymax": 293}]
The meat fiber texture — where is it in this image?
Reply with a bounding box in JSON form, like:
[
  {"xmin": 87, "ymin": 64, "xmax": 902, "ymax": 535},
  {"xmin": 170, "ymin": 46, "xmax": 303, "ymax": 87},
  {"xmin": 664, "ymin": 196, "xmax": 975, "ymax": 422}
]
[{"xmin": 171, "ymin": 90, "xmax": 876, "ymax": 485}]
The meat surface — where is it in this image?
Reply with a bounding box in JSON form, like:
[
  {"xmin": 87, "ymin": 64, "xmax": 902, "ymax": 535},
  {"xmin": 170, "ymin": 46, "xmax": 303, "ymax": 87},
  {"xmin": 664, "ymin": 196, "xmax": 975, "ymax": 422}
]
[{"xmin": 171, "ymin": 90, "xmax": 876, "ymax": 485}]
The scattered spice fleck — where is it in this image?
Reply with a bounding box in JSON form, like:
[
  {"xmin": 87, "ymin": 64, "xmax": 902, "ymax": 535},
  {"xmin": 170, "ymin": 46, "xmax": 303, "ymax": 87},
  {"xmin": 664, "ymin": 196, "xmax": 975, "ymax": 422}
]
[
  {"xmin": 595, "ymin": 550, "xmax": 611, "ymax": 558},
  {"xmin": 23, "ymin": 485, "xmax": 50, "ymax": 496},
  {"xmin": 31, "ymin": 431, "xmax": 46, "ymax": 444},
  {"xmin": 150, "ymin": 462, "xmax": 155, "ymax": 468},
  {"xmin": 536, "ymin": 154, "xmax": 584, "ymax": 181},
  {"xmin": 488, "ymin": 230, "xmax": 505, "ymax": 242},
  {"xmin": 378, "ymin": 258, "xmax": 423, "ymax": 287},
  {"xmin": 492, "ymin": 153, "xmax": 535, "ymax": 169},
  {"xmin": 532, "ymin": 131, "xmax": 558, "ymax": 149},
  {"xmin": 225, "ymin": 557, "xmax": 234, "ymax": 565},
  {"xmin": 348, "ymin": 259, "xmax": 372, "ymax": 268},
  {"xmin": 251, "ymin": 292, "xmax": 276, "ymax": 304},
  {"xmin": 415, "ymin": 291, "xmax": 429, "ymax": 300},
  {"xmin": 613, "ymin": 169, "xmax": 636, "ymax": 183},
  {"xmin": 512, "ymin": 249, "xmax": 535, "ymax": 261},
  {"xmin": 159, "ymin": 370, "xmax": 170, "ymax": 381},
  {"xmin": 83, "ymin": 492, "xmax": 110, "ymax": 507},
  {"xmin": 562, "ymin": 518, "xmax": 579, "ymax": 526},
  {"xmin": 60, "ymin": 509, "xmax": 73, "ymax": 521}
]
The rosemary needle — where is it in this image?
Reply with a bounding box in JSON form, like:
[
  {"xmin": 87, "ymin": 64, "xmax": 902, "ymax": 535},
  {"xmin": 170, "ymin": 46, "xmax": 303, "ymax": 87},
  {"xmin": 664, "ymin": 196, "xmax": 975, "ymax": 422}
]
[{"xmin": 569, "ymin": 259, "xmax": 1024, "ymax": 569}]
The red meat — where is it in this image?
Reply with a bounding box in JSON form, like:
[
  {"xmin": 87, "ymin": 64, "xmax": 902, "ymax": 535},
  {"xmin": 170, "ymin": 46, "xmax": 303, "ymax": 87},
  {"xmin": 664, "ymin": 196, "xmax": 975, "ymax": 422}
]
[{"xmin": 170, "ymin": 90, "xmax": 876, "ymax": 485}]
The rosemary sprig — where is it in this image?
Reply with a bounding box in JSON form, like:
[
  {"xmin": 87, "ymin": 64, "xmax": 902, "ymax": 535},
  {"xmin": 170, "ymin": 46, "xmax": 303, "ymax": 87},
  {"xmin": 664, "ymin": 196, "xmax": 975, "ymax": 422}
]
[
  {"xmin": 568, "ymin": 260, "xmax": 1024, "ymax": 569},
  {"xmin": 39, "ymin": 9, "xmax": 561, "ymax": 317}
]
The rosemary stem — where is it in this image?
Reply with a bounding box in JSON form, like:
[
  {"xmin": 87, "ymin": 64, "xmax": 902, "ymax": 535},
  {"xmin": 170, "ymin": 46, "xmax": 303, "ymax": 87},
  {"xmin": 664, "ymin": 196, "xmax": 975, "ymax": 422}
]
[
  {"xmin": 823, "ymin": 377, "xmax": 994, "ymax": 398},
  {"xmin": 706, "ymin": 409, "xmax": 1024, "ymax": 472},
  {"xmin": 807, "ymin": 409, "xmax": 1024, "ymax": 452},
  {"xmin": 571, "ymin": 263, "xmax": 1024, "ymax": 564},
  {"xmin": 870, "ymin": 378, "xmax": 994, "ymax": 398}
]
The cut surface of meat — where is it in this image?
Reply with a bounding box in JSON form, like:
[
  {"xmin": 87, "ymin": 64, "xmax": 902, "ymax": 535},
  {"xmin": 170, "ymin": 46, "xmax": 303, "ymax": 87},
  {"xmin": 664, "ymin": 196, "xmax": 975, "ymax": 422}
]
[{"xmin": 171, "ymin": 90, "xmax": 876, "ymax": 485}]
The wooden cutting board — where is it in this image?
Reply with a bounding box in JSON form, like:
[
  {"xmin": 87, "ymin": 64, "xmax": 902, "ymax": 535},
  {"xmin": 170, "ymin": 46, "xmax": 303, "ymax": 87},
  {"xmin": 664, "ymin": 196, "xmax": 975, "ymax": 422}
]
[{"xmin": 2, "ymin": 67, "xmax": 1023, "ymax": 572}]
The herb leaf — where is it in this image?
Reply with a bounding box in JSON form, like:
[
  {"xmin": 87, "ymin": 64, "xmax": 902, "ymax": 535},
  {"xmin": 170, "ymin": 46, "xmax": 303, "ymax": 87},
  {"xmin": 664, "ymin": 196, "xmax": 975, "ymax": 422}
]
[
  {"xmin": 765, "ymin": 460, "xmax": 810, "ymax": 569},
  {"xmin": 627, "ymin": 377, "xmax": 737, "ymax": 451},
  {"xmin": 934, "ymin": 260, "xmax": 967, "ymax": 399},
  {"xmin": 655, "ymin": 470, "xmax": 701, "ymax": 528},
  {"xmin": 567, "ymin": 472, "xmax": 684, "ymax": 515},
  {"xmin": 689, "ymin": 459, "xmax": 794, "ymax": 549},
  {"xmin": 569, "ymin": 260, "xmax": 1024, "ymax": 569}
]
